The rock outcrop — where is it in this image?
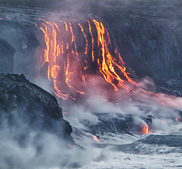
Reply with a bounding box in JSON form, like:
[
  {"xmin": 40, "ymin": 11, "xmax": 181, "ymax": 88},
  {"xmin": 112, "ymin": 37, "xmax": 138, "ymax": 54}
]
[
  {"xmin": 0, "ymin": 73, "xmax": 73, "ymax": 144},
  {"xmin": 98, "ymin": 0, "xmax": 182, "ymax": 95},
  {"xmin": 82, "ymin": 113, "xmax": 153, "ymax": 135},
  {"xmin": 0, "ymin": 39, "xmax": 15, "ymax": 74}
]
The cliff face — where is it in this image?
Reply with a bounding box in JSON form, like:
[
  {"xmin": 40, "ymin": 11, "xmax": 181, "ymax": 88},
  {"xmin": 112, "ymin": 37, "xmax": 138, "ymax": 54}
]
[
  {"xmin": 0, "ymin": 16, "xmax": 39, "ymax": 79},
  {"xmin": 0, "ymin": 39, "xmax": 15, "ymax": 74},
  {"xmin": 0, "ymin": 73, "xmax": 73, "ymax": 144},
  {"xmin": 96, "ymin": 0, "xmax": 182, "ymax": 95},
  {"xmin": 1, "ymin": 1, "xmax": 182, "ymax": 96}
]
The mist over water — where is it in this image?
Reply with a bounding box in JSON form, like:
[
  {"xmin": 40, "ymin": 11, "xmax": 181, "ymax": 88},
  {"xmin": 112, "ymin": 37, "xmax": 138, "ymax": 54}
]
[{"xmin": 0, "ymin": 117, "xmax": 92, "ymax": 169}]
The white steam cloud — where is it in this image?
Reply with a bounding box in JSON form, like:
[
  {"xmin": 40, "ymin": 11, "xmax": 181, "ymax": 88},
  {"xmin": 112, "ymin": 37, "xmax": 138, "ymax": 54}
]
[{"xmin": 0, "ymin": 111, "xmax": 93, "ymax": 169}]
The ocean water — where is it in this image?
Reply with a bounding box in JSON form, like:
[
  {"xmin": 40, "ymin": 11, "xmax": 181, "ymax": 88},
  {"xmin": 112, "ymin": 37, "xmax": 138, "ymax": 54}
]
[{"xmin": 71, "ymin": 124, "xmax": 182, "ymax": 169}]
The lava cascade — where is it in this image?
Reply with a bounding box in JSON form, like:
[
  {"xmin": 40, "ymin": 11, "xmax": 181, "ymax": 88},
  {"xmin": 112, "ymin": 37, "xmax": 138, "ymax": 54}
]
[
  {"xmin": 38, "ymin": 18, "xmax": 137, "ymax": 101},
  {"xmin": 142, "ymin": 124, "xmax": 149, "ymax": 134}
]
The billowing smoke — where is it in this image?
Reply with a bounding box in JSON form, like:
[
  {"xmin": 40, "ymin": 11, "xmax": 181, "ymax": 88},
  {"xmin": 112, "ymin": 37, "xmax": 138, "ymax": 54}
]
[
  {"xmin": 34, "ymin": 15, "xmax": 181, "ymax": 134},
  {"xmin": 0, "ymin": 109, "xmax": 93, "ymax": 169}
]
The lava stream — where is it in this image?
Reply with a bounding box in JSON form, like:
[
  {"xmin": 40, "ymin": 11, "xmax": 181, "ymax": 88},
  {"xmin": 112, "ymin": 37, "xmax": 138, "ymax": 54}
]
[
  {"xmin": 38, "ymin": 18, "xmax": 138, "ymax": 101},
  {"xmin": 38, "ymin": 18, "xmax": 181, "ymax": 110}
]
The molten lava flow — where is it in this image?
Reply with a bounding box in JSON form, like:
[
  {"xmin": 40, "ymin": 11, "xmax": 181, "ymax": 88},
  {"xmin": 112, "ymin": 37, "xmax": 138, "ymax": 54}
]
[
  {"xmin": 50, "ymin": 65, "xmax": 60, "ymax": 79},
  {"xmin": 38, "ymin": 18, "xmax": 160, "ymax": 101},
  {"xmin": 88, "ymin": 20, "xmax": 95, "ymax": 62},
  {"xmin": 92, "ymin": 19, "xmax": 136, "ymax": 92},
  {"xmin": 38, "ymin": 18, "xmax": 138, "ymax": 100},
  {"xmin": 142, "ymin": 124, "xmax": 149, "ymax": 134},
  {"xmin": 69, "ymin": 23, "xmax": 78, "ymax": 57},
  {"xmin": 78, "ymin": 23, "xmax": 88, "ymax": 55},
  {"xmin": 140, "ymin": 89, "xmax": 159, "ymax": 97},
  {"xmin": 93, "ymin": 135, "xmax": 100, "ymax": 142}
]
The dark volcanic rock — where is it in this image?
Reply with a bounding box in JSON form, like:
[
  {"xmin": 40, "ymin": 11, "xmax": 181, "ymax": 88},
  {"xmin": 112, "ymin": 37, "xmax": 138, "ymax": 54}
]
[
  {"xmin": 1, "ymin": 2, "xmax": 182, "ymax": 95},
  {"xmin": 83, "ymin": 113, "xmax": 152, "ymax": 135},
  {"xmin": 0, "ymin": 39, "xmax": 15, "ymax": 73},
  {"xmin": 111, "ymin": 134, "xmax": 182, "ymax": 155},
  {"xmin": 142, "ymin": 134, "xmax": 182, "ymax": 147},
  {"xmin": 0, "ymin": 73, "xmax": 73, "ymax": 144},
  {"xmin": 0, "ymin": 16, "xmax": 40, "ymax": 79},
  {"xmin": 98, "ymin": 0, "xmax": 182, "ymax": 95}
]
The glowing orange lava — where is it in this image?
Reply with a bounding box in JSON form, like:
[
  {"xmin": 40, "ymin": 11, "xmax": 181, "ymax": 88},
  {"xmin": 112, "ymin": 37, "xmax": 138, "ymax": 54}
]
[
  {"xmin": 38, "ymin": 18, "xmax": 162, "ymax": 102},
  {"xmin": 93, "ymin": 135, "xmax": 100, "ymax": 142},
  {"xmin": 88, "ymin": 20, "xmax": 95, "ymax": 62},
  {"xmin": 142, "ymin": 124, "xmax": 149, "ymax": 134},
  {"xmin": 78, "ymin": 23, "xmax": 88, "ymax": 55},
  {"xmin": 38, "ymin": 18, "xmax": 138, "ymax": 100}
]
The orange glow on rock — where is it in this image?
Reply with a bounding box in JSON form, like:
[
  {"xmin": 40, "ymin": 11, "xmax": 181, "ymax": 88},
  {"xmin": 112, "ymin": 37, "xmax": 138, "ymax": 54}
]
[
  {"xmin": 142, "ymin": 124, "xmax": 149, "ymax": 134},
  {"xmin": 78, "ymin": 23, "xmax": 88, "ymax": 55},
  {"xmin": 51, "ymin": 65, "xmax": 60, "ymax": 79},
  {"xmin": 88, "ymin": 20, "xmax": 95, "ymax": 62},
  {"xmin": 92, "ymin": 19, "xmax": 136, "ymax": 92},
  {"xmin": 38, "ymin": 18, "xmax": 162, "ymax": 102},
  {"xmin": 93, "ymin": 135, "xmax": 100, "ymax": 142}
]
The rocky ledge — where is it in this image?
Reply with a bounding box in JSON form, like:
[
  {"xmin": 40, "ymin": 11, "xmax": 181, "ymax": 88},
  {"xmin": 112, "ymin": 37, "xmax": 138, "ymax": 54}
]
[{"xmin": 0, "ymin": 73, "xmax": 74, "ymax": 145}]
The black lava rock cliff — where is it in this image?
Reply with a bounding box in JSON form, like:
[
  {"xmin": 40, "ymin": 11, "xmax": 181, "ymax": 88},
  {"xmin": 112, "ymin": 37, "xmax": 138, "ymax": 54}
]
[{"xmin": 0, "ymin": 73, "xmax": 73, "ymax": 144}]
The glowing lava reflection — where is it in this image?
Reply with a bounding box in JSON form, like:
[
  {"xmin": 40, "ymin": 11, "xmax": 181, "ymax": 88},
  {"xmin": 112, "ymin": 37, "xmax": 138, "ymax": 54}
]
[{"xmin": 38, "ymin": 18, "xmax": 137, "ymax": 100}]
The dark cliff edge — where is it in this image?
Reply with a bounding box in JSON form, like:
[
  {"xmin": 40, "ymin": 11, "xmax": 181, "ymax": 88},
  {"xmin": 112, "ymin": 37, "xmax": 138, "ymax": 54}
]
[
  {"xmin": 1, "ymin": 1, "xmax": 182, "ymax": 96},
  {"xmin": 0, "ymin": 73, "xmax": 74, "ymax": 145},
  {"xmin": 0, "ymin": 39, "xmax": 15, "ymax": 74},
  {"xmin": 0, "ymin": 1, "xmax": 181, "ymax": 138}
]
